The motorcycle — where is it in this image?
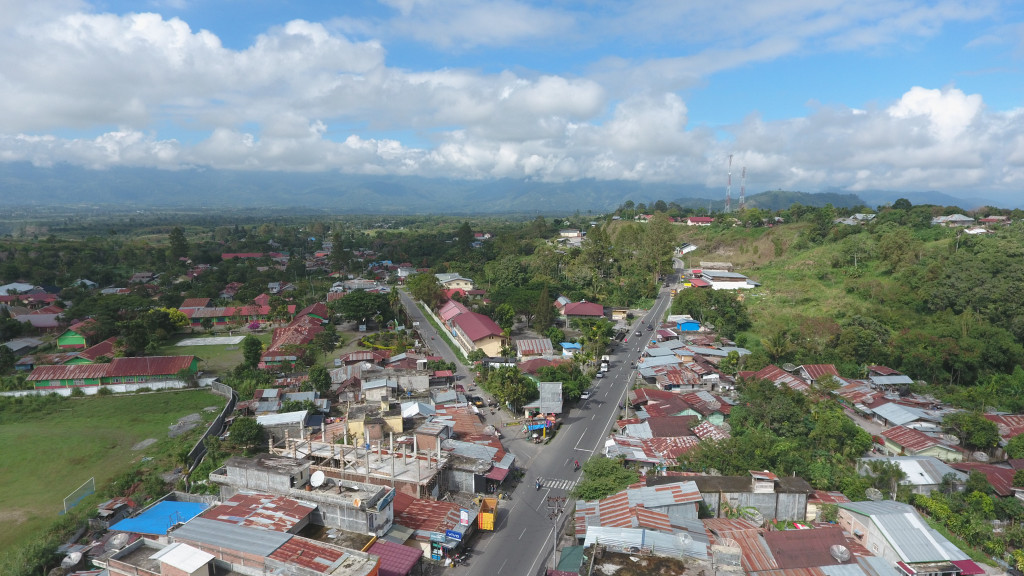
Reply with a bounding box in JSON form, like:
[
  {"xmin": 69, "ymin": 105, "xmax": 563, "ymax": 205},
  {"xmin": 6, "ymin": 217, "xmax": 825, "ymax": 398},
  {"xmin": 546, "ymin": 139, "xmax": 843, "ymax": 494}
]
[{"xmin": 536, "ymin": 479, "xmax": 542, "ymax": 490}]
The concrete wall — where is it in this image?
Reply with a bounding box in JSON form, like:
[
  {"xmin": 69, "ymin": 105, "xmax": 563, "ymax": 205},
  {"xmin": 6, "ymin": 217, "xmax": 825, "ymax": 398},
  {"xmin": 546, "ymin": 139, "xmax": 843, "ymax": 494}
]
[
  {"xmin": 700, "ymin": 492, "xmax": 807, "ymax": 522},
  {"xmin": 397, "ymin": 374, "xmax": 430, "ymax": 392},
  {"xmin": 837, "ymin": 509, "xmax": 897, "ymax": 563}
]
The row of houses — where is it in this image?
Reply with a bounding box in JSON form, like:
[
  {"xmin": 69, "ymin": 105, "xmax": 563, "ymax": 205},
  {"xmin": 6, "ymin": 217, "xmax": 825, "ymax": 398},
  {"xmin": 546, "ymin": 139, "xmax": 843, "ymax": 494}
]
[{"xmin": 567, "ymin": 472, "xmax": 979, "ymax": 576}]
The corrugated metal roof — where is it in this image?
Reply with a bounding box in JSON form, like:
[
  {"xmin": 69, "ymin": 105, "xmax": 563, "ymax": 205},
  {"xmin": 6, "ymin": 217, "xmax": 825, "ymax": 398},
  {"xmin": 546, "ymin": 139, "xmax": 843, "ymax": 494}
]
[
  {"xmin": 107, "ymin": 356, "xmax": 196, "ymax": 377},
  {"xmin": 171, "ymin": 517, "xmax": 291, "ymax": 557},
  {"xmin": 869, "ymin": 375, "xmax": 915, "ymax": 386},
  {"xmin": 150, "ymin": 542, "xmax": 214, "ymax": 573},
  {"xmin": 583, "ymin": 526, "xmax": 707, "ymax": 560},
  {"xmin": 880, "ymin": 426, "xmax": 952, "ymax": 453},
  {"xmin": 257, "ymin": 410, "xmax": 308, "ymax": 426},
  {"xmin": 268, "ymin": 537, "xmax": 353, "ymax": 573},
  {"xmin": 369, "ymin": 540, "xmax": 422, "ymax": 576},
  {"xmin": 27, "ymin": 363, "xmax": 109, "ymax": 381},
  {"xmin": 514, "ymin": 338, "xmax": 554, "ymax": 356},
  {"xmin": 872, "ymin": 404, "xmax": 934, "ymax": 426},
  {"xmin": 204, "ymin": 493, "xmax": 314, "ymax": 532},
  {"xmin": 820, "ymin": 564, "xmax": 870, "ymax": 576},
  {"xmin": 837, "ymin": 501, "xmax": 970, "ymax": 563},
  {"xmin": 860, "ymin": 456, "xmax": 965, "ymax": 487}
]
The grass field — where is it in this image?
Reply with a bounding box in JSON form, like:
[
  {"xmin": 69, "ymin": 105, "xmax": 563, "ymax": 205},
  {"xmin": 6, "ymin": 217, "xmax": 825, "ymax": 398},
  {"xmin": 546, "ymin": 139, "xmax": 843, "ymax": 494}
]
[
  {"xmin": 157, "ymin": 332, "xmax": 272, "ymax": 373},
  {"xmin": 0, "ymin": 389, "xmax": 225, "ymax": 552}
]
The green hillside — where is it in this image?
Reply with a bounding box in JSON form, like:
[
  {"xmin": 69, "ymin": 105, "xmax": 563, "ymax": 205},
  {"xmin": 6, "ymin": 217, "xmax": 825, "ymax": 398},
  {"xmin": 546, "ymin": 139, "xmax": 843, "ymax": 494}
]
[{"xmin": 677, "ymin": 204, "xmax": 1024, "ymax": 410}]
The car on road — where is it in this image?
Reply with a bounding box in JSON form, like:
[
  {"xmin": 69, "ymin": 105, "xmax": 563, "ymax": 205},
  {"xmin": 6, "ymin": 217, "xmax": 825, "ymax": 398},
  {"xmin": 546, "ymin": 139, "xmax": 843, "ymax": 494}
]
[
  {"xmin": 634, "ymin": 330, "xmax": 642, "ymax": 337},
  {"xmin": 595, "ymin": 372, "xmax": 604, "ymax": 378},
  {"xmin": 646, "ymin": 324, "xmax": 653, "ymax": 331},
  {"xmin": 580, "ymin": 390, "xmax": 592, "ymax": 400}
]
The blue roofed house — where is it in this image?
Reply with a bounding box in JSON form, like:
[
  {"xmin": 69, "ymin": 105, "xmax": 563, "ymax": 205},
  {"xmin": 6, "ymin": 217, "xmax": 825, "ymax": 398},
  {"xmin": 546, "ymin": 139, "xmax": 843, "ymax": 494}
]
[{"xmin": 561, "ymin": 342, "xmax": 582, "ymax": 358}]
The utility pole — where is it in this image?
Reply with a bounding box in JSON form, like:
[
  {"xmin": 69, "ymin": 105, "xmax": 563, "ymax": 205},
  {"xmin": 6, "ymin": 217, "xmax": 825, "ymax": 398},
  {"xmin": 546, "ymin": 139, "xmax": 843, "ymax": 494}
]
[{"xmin": 547, "ymin": 496, "xmax": 568, "ymax": 570}]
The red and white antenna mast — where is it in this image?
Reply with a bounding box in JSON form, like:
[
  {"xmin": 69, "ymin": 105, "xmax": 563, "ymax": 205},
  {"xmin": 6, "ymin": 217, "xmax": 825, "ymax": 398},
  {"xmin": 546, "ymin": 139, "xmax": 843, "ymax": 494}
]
[
  {"xmin": 725, "ymin": 154, "xmax": 733, "ymax": 214},
  {"xmin": 739, "ymin": 166, "xmax": 746, "ymax": 211}
]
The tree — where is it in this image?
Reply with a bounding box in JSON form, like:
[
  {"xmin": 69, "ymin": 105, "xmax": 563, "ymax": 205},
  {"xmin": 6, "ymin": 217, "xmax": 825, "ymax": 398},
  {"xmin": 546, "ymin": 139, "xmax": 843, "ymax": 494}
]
[
  {"xmin": 331, "ymin": 289, "xmax": 390, "ymax": 323},
  {"xmin": 572, "ymin": 456, "xmax": 640, "ymax": 500},
  {"xmin": 407, "ymin": 273, "xmax": 443, "ymax": 309},
  {"xmin": 494, "ymin": 303, "xmax": 516, "ymax": 332},
  {"xmin": 308, "ymin": 365, "xmax": 332, "ymax": 395},
  {"xmin": 168, "ymin": 226, "xmax": 189, "ymax": 259},
  {"xmin": 0, "ymin": 345, "xmax": 14, "ymax": 373},
  {"xmin": 242, "ymin": 335, "xmax": 263, "ymax": 368},
  {"xmin": 1007, "ymin": 434, "xmax": 1024, "ymax": 459},
  {"xmin": 532, "ymin": 285, "xmax": 555, "ymax": 331},
  {"xmin": 230, "ymin": 417, "xmax": 265, "ymax": 452},
  {"xmin": 200, "ymin": 317, "xmax": 214, "ymax": 332},
  {"xmin": 942, "ymin": 412, "xmax": 1000, "ymax": 452}
]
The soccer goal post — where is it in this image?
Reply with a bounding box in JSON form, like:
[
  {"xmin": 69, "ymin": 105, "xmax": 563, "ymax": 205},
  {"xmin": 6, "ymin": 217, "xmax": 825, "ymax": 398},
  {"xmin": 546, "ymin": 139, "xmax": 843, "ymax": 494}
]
[{"xmin": 63, "ymin": 477, "xmax": 96, "ymax": 515}]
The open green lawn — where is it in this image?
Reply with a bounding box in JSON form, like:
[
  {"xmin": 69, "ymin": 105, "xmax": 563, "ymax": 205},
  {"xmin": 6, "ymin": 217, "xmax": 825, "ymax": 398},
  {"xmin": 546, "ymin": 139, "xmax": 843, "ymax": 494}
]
[
  {"xmin": 157, "ymin": 332, "xmax": 272, "ymax": 374},
  {"xmin": 0, "ymin": 389, "xmax": 225, "ymax": 552}
]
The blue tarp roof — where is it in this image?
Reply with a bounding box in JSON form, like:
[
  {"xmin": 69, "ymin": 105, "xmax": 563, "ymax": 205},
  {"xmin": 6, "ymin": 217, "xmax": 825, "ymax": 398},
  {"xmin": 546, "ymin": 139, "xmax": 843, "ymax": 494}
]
[{"xmin": 110, "ymin": 500, "xmax": 208, "ymax": 535}]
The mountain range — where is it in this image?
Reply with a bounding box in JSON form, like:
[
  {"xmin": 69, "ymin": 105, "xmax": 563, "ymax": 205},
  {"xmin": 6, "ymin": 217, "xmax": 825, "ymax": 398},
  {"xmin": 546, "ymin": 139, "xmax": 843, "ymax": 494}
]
[{"xmin": 0, "ymin": 162, "xmax": 1001, "ymax": 214}]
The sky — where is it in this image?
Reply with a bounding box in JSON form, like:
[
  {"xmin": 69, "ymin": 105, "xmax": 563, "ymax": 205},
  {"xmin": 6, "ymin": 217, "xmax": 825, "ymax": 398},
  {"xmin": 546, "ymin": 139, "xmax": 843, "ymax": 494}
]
[{"xmin": 1, "ymin": 0, "xmax": 1023, "ymax": 201}]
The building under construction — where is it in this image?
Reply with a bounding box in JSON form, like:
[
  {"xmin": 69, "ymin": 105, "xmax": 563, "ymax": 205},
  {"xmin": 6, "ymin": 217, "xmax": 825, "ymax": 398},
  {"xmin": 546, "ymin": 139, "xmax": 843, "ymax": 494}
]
[{"xmin": 270, "ymin": 429, "xmax": 449, "ymax": 500}]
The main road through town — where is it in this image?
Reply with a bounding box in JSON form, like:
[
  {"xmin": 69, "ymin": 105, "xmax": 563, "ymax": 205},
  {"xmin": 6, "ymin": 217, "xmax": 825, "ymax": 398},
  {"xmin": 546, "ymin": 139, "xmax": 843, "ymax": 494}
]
[{"xmin": 429, "ymin": 287, "xmax": 673, "ymax": 576}]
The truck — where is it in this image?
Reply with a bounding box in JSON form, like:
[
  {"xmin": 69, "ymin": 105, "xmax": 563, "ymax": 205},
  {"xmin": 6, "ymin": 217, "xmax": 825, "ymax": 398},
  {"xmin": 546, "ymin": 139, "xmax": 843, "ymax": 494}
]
[
  {"xmin": 478, "ymin": 497, "xmax": 498, "ymax": 530},
  {"xmin": 600, "ymin": 355, "xmax": 611, "ymax": 372}
]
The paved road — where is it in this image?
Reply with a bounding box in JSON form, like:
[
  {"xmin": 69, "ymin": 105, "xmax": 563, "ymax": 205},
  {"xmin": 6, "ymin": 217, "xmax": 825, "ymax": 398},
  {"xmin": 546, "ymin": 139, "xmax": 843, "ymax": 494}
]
[
  {"xmin": 397, "ymin": 289, "xmax": 474, "ymax": 385},
  {"xmin": 456, "ymin": 288, "xmax": 674, "ymax": 576}
]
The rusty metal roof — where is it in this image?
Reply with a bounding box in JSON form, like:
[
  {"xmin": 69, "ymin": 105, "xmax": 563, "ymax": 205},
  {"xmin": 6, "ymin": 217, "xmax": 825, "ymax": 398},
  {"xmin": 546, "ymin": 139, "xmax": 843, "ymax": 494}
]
[
  {"xmin": 203, "ymin": 493, "xmax": 315, "ymax": 533},
  {"xmin": 27, "ymin": 363, "xmax": 109, "ymax": 381},
  {"xmin": 107, "ymin": 356, "xmax": 196, "ymax": 377}
]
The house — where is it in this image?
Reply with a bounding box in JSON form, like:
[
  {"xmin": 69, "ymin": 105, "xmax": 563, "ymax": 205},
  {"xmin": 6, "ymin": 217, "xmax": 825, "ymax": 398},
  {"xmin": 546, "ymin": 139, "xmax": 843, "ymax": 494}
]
[
  {"xmin": 514, "ymin": 337, "xmax": 554, "ymax": 358},
  {"xmin": 858, "ymin": 456, "xmax": 966, "ymax": 495},
  {"xmin": 880, "ymin": 426, "xmax": 963, "ymax": 462},
  {"xmin": 685, "ymin": 217, "xmax": 714, "ymax": 226},
  {"xmin": 362, "ymin": 378, "xmax": 398, "ymax": 402},
  {"xmin": 931, "ymin": 214, "xmax": 975, "ymax": 227},
  {"xmin": 434, "ymin": 273, "xmax": 474, "ymax": 291},
  {"xmin": 450, "ymin": 312, "xmax": 505, "ymax": 357},
  {"xmin": 201, "ymin": 492, "xmax": 316, "ymax": 534},
  {"xmin": 559, "ymin": 229, "xmax": 583, "ymax": 238},
  {"xmin": 837, "ymin": 500, "xmax": 969, "ymax": 567},
  {"xmin": 27, "ymin": 355, "xmax": 199, "ymax": 389},
  {"xmin": 797, "ymin": 364, "xmax": 840, "ymax": 386},
  {"xmin": 574, "ymin": 480, "xmax": 703, "ymax": 538},
  {"xmin": 2, "ymin": 336, "xmax": 44, "ymax": 356},
  {"xmin": 560, "ymin": 342, "xmax": 581, "ymax": 358},
  {"xmin": 57, "ymin": 319, "xmax": 98, "ymax": 350},
  {"xmin": 562, "ymin": 301, "xmax": 604, "ymax": 319},
  {"xmin": 392, "ymin": 491, "xmax": 475, "ymax": 559},
  {"xmin": 700, "ymin": 270, "xmax": 756, "ymax": 290},
  {"xmin": 667, "ymin": 314, "xmax": 701, "ymax": 332},
  {"xmin": 673, "ymin": 470, "xmax": 814, "ymax": 521}
]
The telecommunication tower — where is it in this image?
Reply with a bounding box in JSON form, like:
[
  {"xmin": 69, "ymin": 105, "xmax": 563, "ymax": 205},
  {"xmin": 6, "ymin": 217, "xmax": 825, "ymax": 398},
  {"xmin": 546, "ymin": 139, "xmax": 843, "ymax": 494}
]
[
  {"xmin": 739, "ymin": 166, "xmax": 746, "ymax": 211},
  {"xmin": 725, "ymin": 154, "xmax": 733, "ymax": 213}
]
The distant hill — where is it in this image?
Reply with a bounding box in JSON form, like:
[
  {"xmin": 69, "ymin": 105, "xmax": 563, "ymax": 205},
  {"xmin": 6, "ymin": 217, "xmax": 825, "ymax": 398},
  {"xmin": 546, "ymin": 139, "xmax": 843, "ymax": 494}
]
[
  {"xmin": 671, "ymin": 190, "xmax": 866, "ymax": 213},
  {"xmin": 0, "ymin": 162, "xmax": 1006, "ymax": 213}
]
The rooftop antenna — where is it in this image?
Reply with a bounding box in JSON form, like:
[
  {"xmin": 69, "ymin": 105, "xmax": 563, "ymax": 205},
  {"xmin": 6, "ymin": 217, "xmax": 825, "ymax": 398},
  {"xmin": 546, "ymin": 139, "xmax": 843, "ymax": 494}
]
[
  {"xmin": 739, "ymin": 166, "xmax": 746, "ymax": 212},
  {"xmin": 725, "ymin": 154, "xmax": 733, "ymax": 214}
]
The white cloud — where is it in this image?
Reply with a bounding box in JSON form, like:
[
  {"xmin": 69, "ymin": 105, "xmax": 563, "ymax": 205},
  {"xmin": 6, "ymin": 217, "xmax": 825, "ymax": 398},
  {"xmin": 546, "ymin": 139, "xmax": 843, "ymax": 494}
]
[{"xmin": 0, "ymin": 1, "xmax": 1019, "ymax": 197}]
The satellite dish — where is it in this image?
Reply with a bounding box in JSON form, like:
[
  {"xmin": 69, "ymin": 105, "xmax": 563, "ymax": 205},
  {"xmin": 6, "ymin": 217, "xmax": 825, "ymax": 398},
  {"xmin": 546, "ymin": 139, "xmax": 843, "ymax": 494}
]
[
  {"xmin": 310, "ymin": 470, "xmax": 325, "ymax": 488},
  {"xmin": 743, "ymin": 508, "xmax": 765, "ymax": 526},
  {"xmin": 829, "ymin": 545, "xmax": 851, "ymax": 562},
  {"xmin": 781, "ymin": 363, "xmax": 797, "ymax": 372},
  {"xmin": 107, "ymin": 533, "xmax": 129, "ymax": 552},
  {"xmin": 678, "ymin": 532, "xmax": 693, "ymax": 546},
  {"xmin": 865, "ymin": 487, "xmax": 883, "ymax": 501},
  {"xmin": 973, "ymin": 451, "xmax": 990, "ymax": 462},
  {"xmin": 352, "ymin": 497, "xmax": 362, "ymax": 508},
  {"xmin": 717, "ymin": 538, "xmax": 739, "ymax": 549},
  {"xmin": 61, "ymin": 552, "xmax": 82, "ymax": 568}
]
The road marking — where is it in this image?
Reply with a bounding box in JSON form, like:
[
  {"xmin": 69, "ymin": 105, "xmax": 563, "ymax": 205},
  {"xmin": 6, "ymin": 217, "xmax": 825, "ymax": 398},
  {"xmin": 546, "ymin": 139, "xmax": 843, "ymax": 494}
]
[
  {"xmin": 498, "ymin": 558, "xmax": 508, "ymax": 574},
  {"xmin": 519, "ymin": 528, "xmax": 527, "ymax": 540}
]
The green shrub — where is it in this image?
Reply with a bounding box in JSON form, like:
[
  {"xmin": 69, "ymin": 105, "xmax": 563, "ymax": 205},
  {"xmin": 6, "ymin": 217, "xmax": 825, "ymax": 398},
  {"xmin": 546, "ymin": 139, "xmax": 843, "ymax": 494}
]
[
  {"xmin": 96, "ymin": 386, "xmax": 112, "ymax": 396},
  {"xmin": 69, "ymin": 387, "xmax": 85, "ymax": 397}
]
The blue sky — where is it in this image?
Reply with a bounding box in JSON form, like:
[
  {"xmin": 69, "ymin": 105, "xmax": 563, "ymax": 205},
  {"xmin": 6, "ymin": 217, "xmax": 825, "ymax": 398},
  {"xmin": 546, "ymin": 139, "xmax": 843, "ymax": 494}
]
[{"xmin": 1, "ymin": 0, "xmax": 1022, "ymax": 201}]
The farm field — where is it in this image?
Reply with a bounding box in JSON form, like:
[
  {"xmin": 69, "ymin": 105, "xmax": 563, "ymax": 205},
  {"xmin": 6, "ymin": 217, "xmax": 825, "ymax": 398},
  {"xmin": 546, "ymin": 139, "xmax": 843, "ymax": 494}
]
[{"xmin": 0, "ymin": 389, "xmax": 225, "ymax": 553}]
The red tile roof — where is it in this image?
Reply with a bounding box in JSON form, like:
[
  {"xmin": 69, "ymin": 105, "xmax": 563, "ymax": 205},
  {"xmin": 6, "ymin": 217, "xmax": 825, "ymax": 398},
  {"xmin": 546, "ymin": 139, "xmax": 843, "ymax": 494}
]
[
  {"xmin": 868, "ymin": 365, "xmax": 901, "ymax": 376},
  {"xmin": 107, "ymin": 356, "xmax": 196, "ymax": 377},
  {"xmin": 689, "ymin": 278, "xmax": 711, "ymax": 287},
  {"xmin": 179, "ymin": 298, "xmax": 211, "ymax": 309},
  {"xmin": 881, "ymin": 426, "xmax": 949, "ymax": 453},
  {"xmin": 203, "ymin": 493, "xmax": 315, "ymax": 532},
  {"xmin": 77, "ymin": 337, "xmax": 117, "ymax": 361},
  {"xmin": 951, "ymin": 463, "xmax": 1017, "ymax": 496},
  {"xmin": 799, "ymin": 364, "xmax": 840, "ymax": 381},
  {"xmin": 646, "ymin": 416, "xmax": 697, "ymax": 437},
  {"xmin": 750, "ymin": 365, "xmax": 809, "ymax": 392},
  {"xmin": 368, "ymin": 540, "xmax": 422, "ymax": 576},
  {"xmin": 297, "ymin": 302, "xmax": 328, "ymax": 319},
  {"xmin": 452, "ymin": 312, "xmax": 502, "ymax": 342},
  {"xmin": 267, "ymin": 537, "xmax": 348, "ymax": 573},
  {"xmin": 762, "ymin": 526, "xmax": 854, "ymax": 569},
  {"xmin": 27, "ymin": 363, "xmax": 109, "ymax": 381},
  {"xmin": 392, "ymin": 491, "xmax": 461, "ymax": 534},
  {"xmin": 518, "ymin": 358, "xmax": 569, "ymax": 374},
  {"xmin": 563, "ymin": 302, "xmax": 604, "ymax": 317},
  {"xmin": 983, "ymin": 414, "xmax": 1024, "ymax": 440}
]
